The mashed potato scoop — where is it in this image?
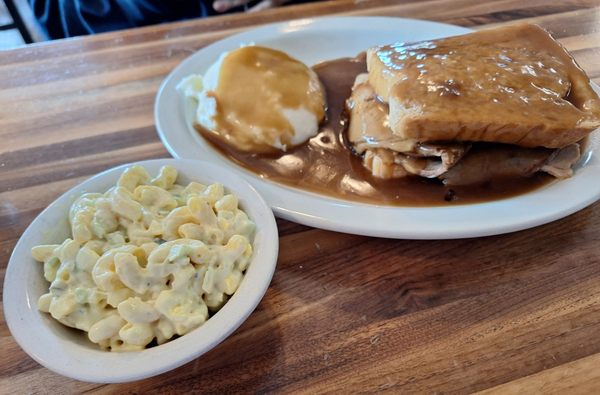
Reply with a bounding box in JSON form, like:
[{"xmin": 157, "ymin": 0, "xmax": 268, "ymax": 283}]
[{"xmin": 178, "ymin": 46, "xmax": 326, "ymax": 153}]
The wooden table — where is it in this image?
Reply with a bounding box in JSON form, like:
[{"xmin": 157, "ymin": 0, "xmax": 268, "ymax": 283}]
[{"xmin": 2, "ymin": 0, "xmax": 600, "ymax": 393}]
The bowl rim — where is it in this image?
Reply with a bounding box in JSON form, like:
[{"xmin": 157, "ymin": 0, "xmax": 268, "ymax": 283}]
[{"xmin": 2, "ymin": 158, "xmax": 279, "ymax": 383}]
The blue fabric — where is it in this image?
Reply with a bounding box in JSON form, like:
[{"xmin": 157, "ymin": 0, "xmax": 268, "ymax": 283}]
[{"xmin": 30, "ymin": 0, "xmax": 212, "ymax": 39}]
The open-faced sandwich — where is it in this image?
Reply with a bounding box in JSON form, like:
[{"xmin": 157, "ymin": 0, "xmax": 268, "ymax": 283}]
[{"xmin": 348, "ymin": 24, "xmax": 600, "ymax": 185}]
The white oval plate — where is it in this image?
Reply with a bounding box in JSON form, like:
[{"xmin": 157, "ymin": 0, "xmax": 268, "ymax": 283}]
[
  {"xmin": 155, "ymin": 16, "xmax": 600, "ymax": 239},
  {"xmin": 3, "ymin": 159, "xmax": 278, "ymax": 383}
]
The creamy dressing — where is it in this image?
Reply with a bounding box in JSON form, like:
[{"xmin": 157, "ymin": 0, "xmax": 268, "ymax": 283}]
[{"xmin": 33, "ymin": 166, "xmax": 255, "ymax": 351}]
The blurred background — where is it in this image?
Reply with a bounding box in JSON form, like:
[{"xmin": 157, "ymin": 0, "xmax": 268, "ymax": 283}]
[
  {"xmin": 0, "ymin": 0, "xmax": 310, "ymax": 50},
  {"xmin": 0, "ymin": 0, "xmax": 44, "ymax": 50}
]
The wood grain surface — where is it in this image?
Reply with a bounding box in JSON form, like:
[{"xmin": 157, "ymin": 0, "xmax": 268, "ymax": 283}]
[{"xmin": 2, "ymin": 0, "xmax": 600, "ymax": 393}]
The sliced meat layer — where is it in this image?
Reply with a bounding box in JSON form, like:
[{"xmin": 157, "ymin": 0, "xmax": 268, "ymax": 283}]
[
  {"xmin": 347, "ymin": 74, "xmax": 417, "ymax": 154},
  {"xmin": 541, "ymin": 143, "xmax": 581, "ymax": 178},
  {"xmin": 347, "ymin": 74, "xmax": 468, "ymax": 179},
  {"xmin": 440, "ymin": 143, "xmax": 581, "ymax": 186}
]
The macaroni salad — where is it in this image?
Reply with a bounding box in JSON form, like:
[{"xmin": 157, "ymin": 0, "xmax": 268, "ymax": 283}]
[{"xmin": 32, "ymin": 165, "xmax": 255, "ymax": 351}]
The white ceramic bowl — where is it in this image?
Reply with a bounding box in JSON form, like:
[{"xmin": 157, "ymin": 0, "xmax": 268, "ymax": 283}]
[{"xmin": 2, "ymin": 159, "xmax": 279, "ymax": 383}]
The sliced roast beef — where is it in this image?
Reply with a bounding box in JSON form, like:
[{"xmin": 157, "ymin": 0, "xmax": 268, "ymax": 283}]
[
  {"xmin": 541, "ymin": 144, "xmax": 581, "ymax": 178},
  {"xmin": 347, "ymin": 74, "xmax": 469, "ymax": 179},
  {"xmin": 439, "ymin": 143, "xmax": 581, "ymax": 186}
]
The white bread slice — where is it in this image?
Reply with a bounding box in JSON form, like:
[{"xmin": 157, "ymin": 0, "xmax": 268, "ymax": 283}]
[{"xmin": 367, "ymin": 24, "xmax": 600, "ymax": 148}]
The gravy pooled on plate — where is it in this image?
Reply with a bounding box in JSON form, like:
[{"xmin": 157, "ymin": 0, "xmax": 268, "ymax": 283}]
[{"xmin": 199, "ymin": 54, "xmax": 554, "ymax": 206}]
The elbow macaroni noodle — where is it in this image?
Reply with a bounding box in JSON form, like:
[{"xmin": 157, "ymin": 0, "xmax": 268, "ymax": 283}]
[{"xmin": 32, "ymin": 165, "xmax": 255, "ymax": 351}]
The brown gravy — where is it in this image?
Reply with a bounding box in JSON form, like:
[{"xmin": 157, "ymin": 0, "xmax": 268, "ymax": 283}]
[
  {"xmin": 199, "ymin": 56, "xmax": 553, "ymax": 207},
  {"xmin": 208, "ymin": 46, "xmax": 325, "ymax": 153}
]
